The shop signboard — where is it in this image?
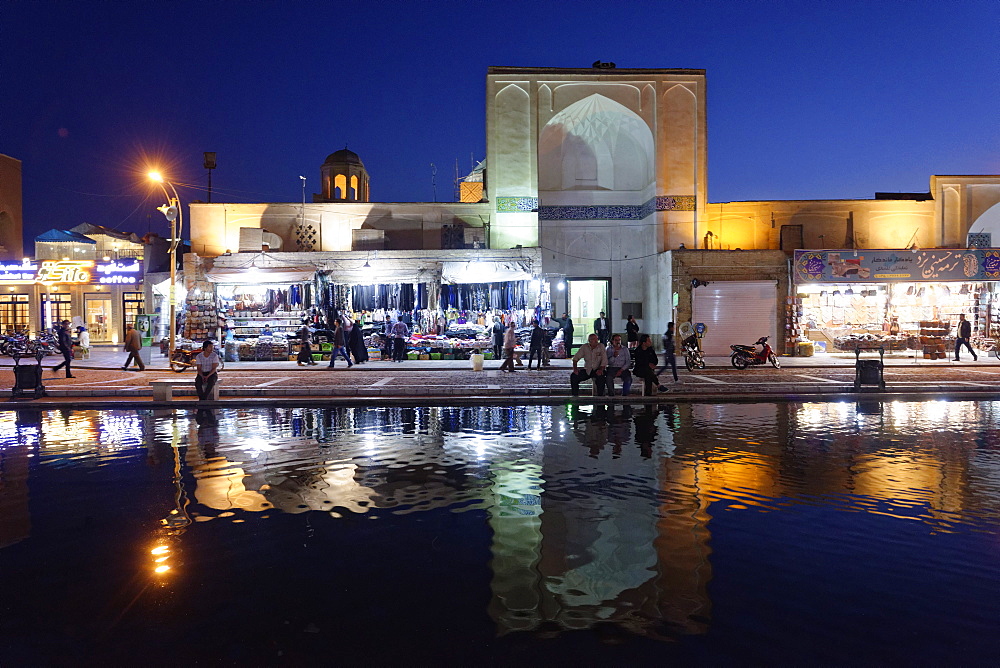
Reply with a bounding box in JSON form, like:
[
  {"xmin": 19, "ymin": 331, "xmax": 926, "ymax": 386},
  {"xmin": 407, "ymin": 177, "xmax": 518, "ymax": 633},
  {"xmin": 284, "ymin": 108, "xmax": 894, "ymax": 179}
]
[
  {"xmin": 0, "ymin": 259, "xmax": 143, "ymax": 285},
  {"xmin": 0, "ymin": 260, "xmax": 39, "ymax": 282},
  {"xmin": 794, "ymin": 249, "xmax": 1000, "ymax": 284},
  {"xmin": 94, "ymin": 259, "xmax": 142, "ymax": 284}
]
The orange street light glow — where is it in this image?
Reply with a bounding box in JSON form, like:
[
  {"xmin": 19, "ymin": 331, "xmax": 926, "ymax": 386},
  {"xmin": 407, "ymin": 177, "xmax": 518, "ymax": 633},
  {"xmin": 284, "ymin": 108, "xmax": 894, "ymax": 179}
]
[{"xmin": 148, "ymin": 171, "xmax": 164, "ymax": 182}]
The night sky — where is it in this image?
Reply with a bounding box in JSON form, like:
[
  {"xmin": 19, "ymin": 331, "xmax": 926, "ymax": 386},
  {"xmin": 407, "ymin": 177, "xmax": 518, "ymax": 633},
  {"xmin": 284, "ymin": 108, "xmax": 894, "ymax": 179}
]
[{"xmin": 3, "ymin": 0, "xmax": 997, "ymax": 245}]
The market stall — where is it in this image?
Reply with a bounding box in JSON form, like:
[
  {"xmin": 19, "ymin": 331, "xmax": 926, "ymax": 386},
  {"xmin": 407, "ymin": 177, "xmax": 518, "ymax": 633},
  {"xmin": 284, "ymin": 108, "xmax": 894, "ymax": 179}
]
[
  {"xmin": 204, "ymin": 267, "xmax": 318, "ymax": 361},
  {"xmin": 792, "ymin": 249, "xmax": 1000, "ymax": 358}
]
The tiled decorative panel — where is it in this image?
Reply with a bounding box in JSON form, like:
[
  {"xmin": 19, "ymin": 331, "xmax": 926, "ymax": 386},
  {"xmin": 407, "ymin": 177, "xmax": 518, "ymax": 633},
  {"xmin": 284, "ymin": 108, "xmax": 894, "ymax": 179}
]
[
  {"xmin": 535, "ymin": 195, "xmax": 698, "ymax": 220},
  {"xmin": 656, "ymin": 195, "xmax": 696, "ymax": 211},
  {"xmin": 539, "ymin": 200, "xmax": 656, "ymax": 220},
  {"xmin": 496, "ymin": 197, "xmax": 538, "ymax": 212}
]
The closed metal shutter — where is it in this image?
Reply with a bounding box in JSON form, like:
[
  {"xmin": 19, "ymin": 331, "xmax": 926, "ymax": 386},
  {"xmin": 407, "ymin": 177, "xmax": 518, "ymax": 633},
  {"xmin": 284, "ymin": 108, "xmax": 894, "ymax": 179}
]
[{"xmin": 692, "ymin": 280, "xmax": 778, "ymax": 355}]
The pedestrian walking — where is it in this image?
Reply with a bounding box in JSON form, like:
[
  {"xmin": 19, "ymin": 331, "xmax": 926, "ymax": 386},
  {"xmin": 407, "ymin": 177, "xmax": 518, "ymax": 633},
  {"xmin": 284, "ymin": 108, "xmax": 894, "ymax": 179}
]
[
  {"xmin": 391, "ymin": 317, "xmax": 410, "ymax": 362},
  {"xmin": 297, "ymin": 321, "xmax": 317, "ymax": 365},
  {"xmin": 604, "ymin": 333, "xmax": 633, "ymax": 396},
  {"xmin": 561, "ymin": 312, "xmax": 575, "ymax": 354},
  {"xmin": 121, "ymin": 322, "xmax": 145, "ymax": 371},
  {"xmin": 633, "ymin": 334, "xmax": 668, "ymax": 395},
  {"xmin": 347, "ymin": 317, "xmax": 369, "ymax": 364},
  {"xmin": 193, "ymin": 340, "xmax": 221, "ymax": 401},
  {"xmin": 328, "ymin": 319, "xmax": 354, "ymax": 368},
  {"xmin": 492, "ymin": 316, "xmax": 505, "ymax": 361},
  {"xmin": 499, "ymin": 321, "xmax": 517, "ymax": 372},
  {"xmin": 625, "ymin": 315, "xmax": 640, "ymax": 350},
  {"xmin": 526, "ymin": 319, "xmax": 545, "ymax": 369},
  {"xmin": 51, "ymin": 320, "xmax": 75, "ymax": 378},
  {"xmin": 954, "ymin": 313, "xmax": 978, "ymax": 361},
  {"xmin": 658, "ymin": 321, "xmax": 678, "ymax": 382},
  {"xmin": 570, "ymin": 333, "xmax": 608, "ymax": 396}
]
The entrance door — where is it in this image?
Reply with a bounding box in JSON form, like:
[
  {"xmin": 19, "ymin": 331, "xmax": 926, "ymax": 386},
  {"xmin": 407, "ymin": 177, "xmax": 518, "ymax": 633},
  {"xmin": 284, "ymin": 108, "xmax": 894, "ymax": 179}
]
[
  {"xmin": 567, "ymin": 279, "xmax": 609, "ymax": 347},
  {"xmin": 85, "ymin": 296, "xmax": 113, "ymax": 342}
]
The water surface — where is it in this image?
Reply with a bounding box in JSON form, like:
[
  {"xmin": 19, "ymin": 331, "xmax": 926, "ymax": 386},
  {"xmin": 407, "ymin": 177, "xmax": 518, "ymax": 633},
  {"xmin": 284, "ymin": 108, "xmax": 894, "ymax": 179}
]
[{"xmin": 2, "ymin": 401, "xmax": 999, "ymax": 664}]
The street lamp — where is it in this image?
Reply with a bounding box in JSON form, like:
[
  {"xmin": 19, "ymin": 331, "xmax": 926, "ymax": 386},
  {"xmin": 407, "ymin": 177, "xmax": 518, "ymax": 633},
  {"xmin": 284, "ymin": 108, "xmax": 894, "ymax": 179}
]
[{"xmin": 149, "ymin": 171, "xmax": 182, "ymax": 361}]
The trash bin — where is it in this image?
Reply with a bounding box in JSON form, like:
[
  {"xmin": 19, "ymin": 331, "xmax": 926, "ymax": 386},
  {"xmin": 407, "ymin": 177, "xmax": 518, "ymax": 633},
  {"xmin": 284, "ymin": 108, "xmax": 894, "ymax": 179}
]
[
  {"xmin": 854, "ymin": 346, "xmax": 886, "ymax": 391},
  {"xmin": 12, "ymin": 364, "xmax": 46, "ymax": 399}
]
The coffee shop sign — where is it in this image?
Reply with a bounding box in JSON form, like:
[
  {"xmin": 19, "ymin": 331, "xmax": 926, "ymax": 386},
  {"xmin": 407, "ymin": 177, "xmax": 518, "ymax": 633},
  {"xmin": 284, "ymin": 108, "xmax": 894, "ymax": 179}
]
[{"xmin": 0, "ymin": 259, "xmax": 142, "ymax": 284}]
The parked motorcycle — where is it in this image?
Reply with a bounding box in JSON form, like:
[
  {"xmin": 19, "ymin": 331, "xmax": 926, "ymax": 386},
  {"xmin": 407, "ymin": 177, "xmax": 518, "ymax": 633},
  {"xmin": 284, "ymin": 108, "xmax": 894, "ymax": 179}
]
[
  {"xmin": 0, "ymin": 331, "xmax": 30, "ymax": 357},
  {"xmin": 730, "ymin": 336, "xmax": 780, "ymax": 369},
  {"xmin": 682, "ymin": 335, "xmax": 705, "ymax": 370},
  {"xmin": 170, "ymin": 345, "xmax": 225, "ymax": 373}
]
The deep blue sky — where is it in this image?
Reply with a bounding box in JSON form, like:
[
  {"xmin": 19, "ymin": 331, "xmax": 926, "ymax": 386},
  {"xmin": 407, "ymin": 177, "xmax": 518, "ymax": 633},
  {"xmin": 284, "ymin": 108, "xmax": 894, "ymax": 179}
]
[{"xmin": 3, "ymin": 0, "xmax": 997, "ymax": 244}]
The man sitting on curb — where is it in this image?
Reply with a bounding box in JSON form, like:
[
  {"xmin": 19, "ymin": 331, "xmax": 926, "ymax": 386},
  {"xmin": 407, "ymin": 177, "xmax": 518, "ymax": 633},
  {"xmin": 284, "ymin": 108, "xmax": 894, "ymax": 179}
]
[
  {"xmin": 570, "ymin": 333, "xmax": 608, "ymax": 396},
  {"xmin": 194, "ymin": 340, "xmax": 221, "ymax": 401},
  {"xmin": 605, "ymin": 333, "xmax": 633, "ymax": 396}
]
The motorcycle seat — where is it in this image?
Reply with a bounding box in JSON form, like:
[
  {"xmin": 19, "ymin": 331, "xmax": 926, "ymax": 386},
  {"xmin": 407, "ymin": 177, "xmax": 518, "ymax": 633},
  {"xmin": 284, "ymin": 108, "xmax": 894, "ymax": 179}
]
[{"xmin": 732, "ymin": 344, "xmax": 755, "ymax": 353}]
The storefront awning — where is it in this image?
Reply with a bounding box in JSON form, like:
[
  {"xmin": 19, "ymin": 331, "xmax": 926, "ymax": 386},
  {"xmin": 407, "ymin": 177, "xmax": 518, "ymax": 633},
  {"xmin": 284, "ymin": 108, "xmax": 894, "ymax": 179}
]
[
  {"xmin": 441, "ymin": 260, "xmax": 533, "ymax": 284},
  {"xmin": 205, "ymin": 267, "xmax": 316, "ymax": 284}
]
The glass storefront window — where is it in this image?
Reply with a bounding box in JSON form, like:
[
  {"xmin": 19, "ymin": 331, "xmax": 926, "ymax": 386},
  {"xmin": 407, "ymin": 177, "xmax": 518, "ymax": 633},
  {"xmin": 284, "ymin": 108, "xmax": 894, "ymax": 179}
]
[
  {"xmin": 41, "ymin": 293, "xmax": 72, "ymax": 333},
  {"xmin": 123, "ymin": 292, "xmax": 145, "ymax": 338},
  {"xmin": 0, "ymin": 294, "xmax": 30, "ymax": 333}
]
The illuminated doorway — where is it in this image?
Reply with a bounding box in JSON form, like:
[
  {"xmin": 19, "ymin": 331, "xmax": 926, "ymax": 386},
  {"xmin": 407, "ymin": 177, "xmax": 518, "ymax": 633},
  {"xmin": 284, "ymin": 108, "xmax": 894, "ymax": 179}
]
[
  {"xmin": 567, "ymin": 279, "xmax": 609, "ymax": 347},
  {"xmin": 85, "ymin": 296, "xmax": 113, "ymax": 342}
]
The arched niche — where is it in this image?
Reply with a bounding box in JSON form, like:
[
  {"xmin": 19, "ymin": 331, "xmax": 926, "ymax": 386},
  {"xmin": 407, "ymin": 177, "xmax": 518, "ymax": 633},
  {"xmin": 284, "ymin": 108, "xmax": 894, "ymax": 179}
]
[
  {"xmin": 538, "ymin": 94, "xmax": 654, "ymax": 192},
  {"xmin": 970, "ymin": 201, "xmax": 1000, "ymax": 240}
]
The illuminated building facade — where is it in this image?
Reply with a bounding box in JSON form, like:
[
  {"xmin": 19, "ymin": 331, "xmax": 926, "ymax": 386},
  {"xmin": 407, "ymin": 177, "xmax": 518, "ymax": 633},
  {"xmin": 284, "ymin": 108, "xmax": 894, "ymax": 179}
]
[
  {"xmin": 186, "ymin": 65, "xmax": 1000, "ymax": 350},
  {"xmin": 0, "ymin": 226, "xmax": 147, "ymax": 340}
]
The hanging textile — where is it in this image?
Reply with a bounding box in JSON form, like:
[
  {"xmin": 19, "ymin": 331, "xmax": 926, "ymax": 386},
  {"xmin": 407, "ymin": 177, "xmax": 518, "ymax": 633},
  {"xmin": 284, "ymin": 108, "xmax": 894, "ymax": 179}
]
[{"xmin": 439, "ymin": 282, "xmax": 527, "ymax": 311}]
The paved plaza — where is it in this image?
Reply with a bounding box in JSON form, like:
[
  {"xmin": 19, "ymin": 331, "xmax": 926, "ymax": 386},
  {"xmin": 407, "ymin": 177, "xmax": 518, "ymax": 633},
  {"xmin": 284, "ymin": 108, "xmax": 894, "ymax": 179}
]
[{"xmin": 2, "ymin": 343, "xmax": 998, "ymax": 407}]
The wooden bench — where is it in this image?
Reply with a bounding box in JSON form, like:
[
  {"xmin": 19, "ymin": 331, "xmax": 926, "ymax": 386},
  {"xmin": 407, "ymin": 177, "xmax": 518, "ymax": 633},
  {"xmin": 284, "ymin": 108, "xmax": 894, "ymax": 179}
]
[{"xmin": 150, "ymin": 377, "xmax": 220, "ymax": 402}]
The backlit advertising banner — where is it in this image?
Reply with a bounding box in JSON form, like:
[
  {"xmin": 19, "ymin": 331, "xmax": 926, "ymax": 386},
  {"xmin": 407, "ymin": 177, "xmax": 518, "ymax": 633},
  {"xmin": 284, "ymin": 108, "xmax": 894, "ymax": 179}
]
[
  {"xmin": 793, "ymin": 249, "xmax": 1000, "ymax": 283},
  {"xmin": 0, "ymin": 259, "xmax": 143, "ymax": 285}
]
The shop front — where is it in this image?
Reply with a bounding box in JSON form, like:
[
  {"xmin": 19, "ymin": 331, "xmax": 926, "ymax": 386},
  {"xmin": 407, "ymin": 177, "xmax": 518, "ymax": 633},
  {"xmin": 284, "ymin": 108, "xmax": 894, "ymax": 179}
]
[
  {"xmin": 0, "ymin": 258, "xmax": 145, "ymax": 342},
  {"xmin": 203, "ymin": 267, "xmax": 318, "ymax": 361},
  {"xmin": 190, "ymin": 249, "xmax": 547, "ymax": 363},
  {"xmin": 792, "ymin": 249, "xmax": 1000, "ymax": 358}
]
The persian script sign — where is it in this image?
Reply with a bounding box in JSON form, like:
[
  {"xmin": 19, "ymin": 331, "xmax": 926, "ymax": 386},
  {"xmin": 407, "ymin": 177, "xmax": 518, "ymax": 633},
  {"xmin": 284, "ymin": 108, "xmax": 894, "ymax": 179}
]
[
  {"xmin": 793, "ymin": 249, "xmax": 1000, "ymax": 283},
  {"xmin": 0, "ymin": 259, "xmax": 143, "ymax": 284}
]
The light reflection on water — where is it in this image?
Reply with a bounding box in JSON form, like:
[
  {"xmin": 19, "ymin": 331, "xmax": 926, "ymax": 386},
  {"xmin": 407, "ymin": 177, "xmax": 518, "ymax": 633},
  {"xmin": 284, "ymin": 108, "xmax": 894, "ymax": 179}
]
[{"xmin": 2, "ymin": 400, "xmax": 1000, "ymax": 662}]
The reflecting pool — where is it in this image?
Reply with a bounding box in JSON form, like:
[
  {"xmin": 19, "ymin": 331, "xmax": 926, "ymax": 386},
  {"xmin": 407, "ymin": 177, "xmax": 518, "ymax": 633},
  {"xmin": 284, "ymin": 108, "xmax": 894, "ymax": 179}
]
[{"xmin": 2, "ymin": 401, "xmax": 1000, "ymax": 663}]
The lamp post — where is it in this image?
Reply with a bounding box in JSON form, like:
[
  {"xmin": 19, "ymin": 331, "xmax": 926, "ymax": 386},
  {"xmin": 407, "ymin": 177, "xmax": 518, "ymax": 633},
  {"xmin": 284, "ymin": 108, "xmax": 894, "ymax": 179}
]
[
  {"xmin": 203, "ymin": 152, "xmax": 217, "ymax": 203},
  {"xmin": 149, "ymin": 171, "xmax": 182, "ymax": 361}
]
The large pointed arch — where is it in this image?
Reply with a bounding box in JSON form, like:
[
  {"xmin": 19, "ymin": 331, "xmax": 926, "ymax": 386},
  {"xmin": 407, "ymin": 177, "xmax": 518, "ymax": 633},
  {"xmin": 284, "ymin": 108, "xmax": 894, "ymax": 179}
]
[
  {"xmin": 538, "ymin": 94, "xmax": 654, "ymax": 192},
  {"xmin": 970, "ymin": 201, "xmax": 1000, "ymax": 240}
]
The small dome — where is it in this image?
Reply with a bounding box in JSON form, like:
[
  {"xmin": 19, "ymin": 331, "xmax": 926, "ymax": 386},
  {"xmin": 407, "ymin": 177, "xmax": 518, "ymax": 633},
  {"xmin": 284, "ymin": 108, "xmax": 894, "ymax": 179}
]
[{"xmin": 324, "ymin": 148, "xmax": 363, "ymax": 166}]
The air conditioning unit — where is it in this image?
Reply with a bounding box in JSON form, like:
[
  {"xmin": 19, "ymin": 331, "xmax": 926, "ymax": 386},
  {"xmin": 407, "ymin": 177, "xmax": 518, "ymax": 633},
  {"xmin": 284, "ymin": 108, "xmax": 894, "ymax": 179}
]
[{"xmin": 239, "ymin": 228, "xmax": 283, "ymax": 251}]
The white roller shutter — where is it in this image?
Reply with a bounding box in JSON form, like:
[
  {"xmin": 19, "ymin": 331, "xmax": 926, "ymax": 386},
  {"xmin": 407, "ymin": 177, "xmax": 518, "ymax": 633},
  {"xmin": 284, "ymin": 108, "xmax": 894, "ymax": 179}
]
[{"xmin": 692, "ymin": 281, "xmax": 778, "ymax": 356}]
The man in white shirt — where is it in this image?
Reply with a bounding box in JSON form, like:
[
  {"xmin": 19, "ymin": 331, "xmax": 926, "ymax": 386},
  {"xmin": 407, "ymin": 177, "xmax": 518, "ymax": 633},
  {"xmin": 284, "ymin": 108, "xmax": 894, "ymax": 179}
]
[
  {"xmin": 193, "ymin": 340, "xmax": 221, "ymax": 401},
  {"xmin": 570, "ymin": 333, "xmax": 608, "ymax": 396},
  {"xmin": 604, "ymin": 333, "xmax": 633, "ymax": 396}
]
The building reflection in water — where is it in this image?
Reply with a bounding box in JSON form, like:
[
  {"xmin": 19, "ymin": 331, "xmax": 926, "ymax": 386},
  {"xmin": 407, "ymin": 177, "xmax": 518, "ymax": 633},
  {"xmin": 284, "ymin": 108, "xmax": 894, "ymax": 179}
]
[{"xmin": 4, "ymin": 398, "xmax": 1000, "ymax": 642}]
